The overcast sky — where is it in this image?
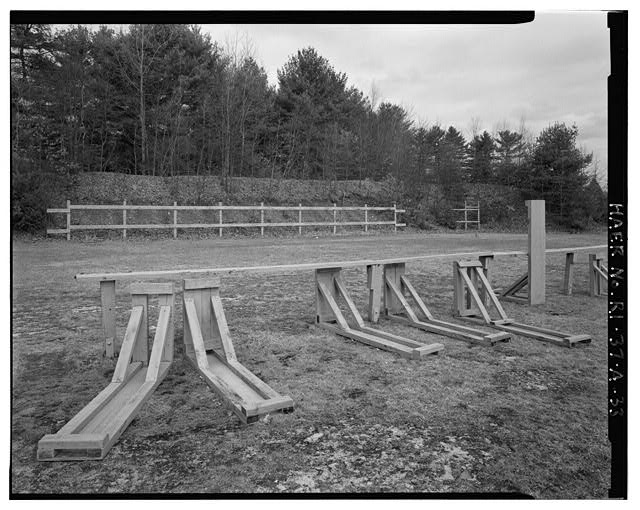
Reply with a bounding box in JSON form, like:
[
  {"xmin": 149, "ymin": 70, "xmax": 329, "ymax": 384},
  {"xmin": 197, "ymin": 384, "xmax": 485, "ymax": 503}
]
[{"xmin": 202, "ymin": 12, "xmax": 609, "ymax": 181}]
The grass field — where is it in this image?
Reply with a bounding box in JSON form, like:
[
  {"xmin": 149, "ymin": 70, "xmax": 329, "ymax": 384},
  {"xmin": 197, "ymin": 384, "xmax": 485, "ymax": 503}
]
[{"xmin": 11, "ymin": 231, "xmax": 609, "ymax": 496}]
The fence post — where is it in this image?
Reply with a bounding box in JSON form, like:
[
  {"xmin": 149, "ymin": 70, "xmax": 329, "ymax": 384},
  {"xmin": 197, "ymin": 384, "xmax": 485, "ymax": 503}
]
[
  {"xmin": 394, "ymin": 203, "xmax": 397, "ymax": 233},
  {"xmin": 173, "ymin": 202, "xmax": 178, "ymax": 239},
  {"xmin": 364, "ymin": 204, "xmax": 368, "ymax": 232},
  {"xmin": 66, "ymin": 200, "xmax": 71, "ymax": 241},
  {"xmin": 477, "ymin": 201, "xmax": 481, "ymax": 230},
  {"xmin": 299, "ymin": 203, "xmax": 302, "ymax": 235},
  {"xmin": 122, "ymin": 199, "xmax": 127, "ymax": 240},
  {"xmin": 260, "ymin": 202, "xmax": 264, "ymax": 236},
  {"xmin": 219, "ymin": 201, "xmax": 223, "ymax": 237},
  {"xmin": 333, "ymin": 203, "xmax": 337, "ymax": 235},
  {"xmin": 464, "ymin": 200, "xmax": 468, "ymax": 231}
]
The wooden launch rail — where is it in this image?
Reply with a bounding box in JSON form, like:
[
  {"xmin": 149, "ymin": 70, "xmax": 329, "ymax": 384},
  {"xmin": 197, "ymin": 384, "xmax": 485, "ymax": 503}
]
[{"xmin": 75, "ymin": 244, "xmax": 604, "ymax": 358}]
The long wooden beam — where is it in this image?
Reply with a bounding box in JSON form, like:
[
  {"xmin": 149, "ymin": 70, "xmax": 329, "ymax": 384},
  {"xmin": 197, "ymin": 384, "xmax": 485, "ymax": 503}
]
[{"xmin": 75, "ymin": 244, "xmax": 606, "ymax": 282}]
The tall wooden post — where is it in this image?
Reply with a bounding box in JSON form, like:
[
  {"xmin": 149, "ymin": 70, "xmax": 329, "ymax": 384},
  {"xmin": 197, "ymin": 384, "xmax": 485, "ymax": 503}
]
[
  {"xmin": 333, "ymin": 203, "xmax": 337, "ymax": 235},
  {"xmin": 527, "ymin": 200, "xmax": 546, "ymax": 305},
  {"xmin": 173, "ymin": 202, "xmax": 178, "ymax": 239},
  {"xmin": 563, "ymin": 252, "xmax": 575, "ymax": 295},
  {"xmin": 393, "ymin": 203, "xmax": 397, "ymax": 233},
  {"xmin": 218, "ymin": 202, "xmax": 223, "ymax": 237},
  {"xmin": 122, "ymin": 200, "xmax": 127, "ymax": 240},
  {"xmin": 298, "ymin": 204, "xmax": 302, "ymax": 235},
  {"xmin": 100, "ymin": 280, "xmax": 117, "ymax": 358},
  {"xmin": 66, "ymin": 200, "xmax": 71, "ymax": 241},
  {"xmin": 260, "ymin": 202, "xmax": 264, "ymax": 236},
  {"xmin": 364, "ymin": 204, "xmax": 368, "ymax": 232}
]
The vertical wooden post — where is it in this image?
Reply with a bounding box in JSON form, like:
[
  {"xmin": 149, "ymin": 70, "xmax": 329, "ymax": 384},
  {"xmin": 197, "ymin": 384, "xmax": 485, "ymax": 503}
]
[
  {"xmin": 333, "ymin": 203, "xmax": 337, "ymax": 235},
  {"xmin": 364, "ymin": 204, "xmax": 368, "ymax": 232},
  {"xmin": 260, "ymin": 202, "xmax": 264, "ymax": 236},
  {"xmin": 383, "ymin": 263, "xmax": 405, "ymax": 316},
  {"xmin": 218, "ymin": 202, "xmax": 223, "ymax": 237},
  {"xmin": 100, "ymin": 280, "xmax": 117, "ymax": 358},
  {"xmin": 452, "ymin": 262, "xmax": 465, "ymax": 315},
  {"xmin": 393, "ymin": 203, "xmax": 397, "ymax": 233},
  {"xmin": 173, "ymin": 202, "xmax": 178, "ymax": 239},
  {"xmin": 478, "ymin": 254, "xmax": 493, "ymax": 306},
  {"xmin": 527, "ymin": 200, "xmax": 546, "ymax": 305},
  {"xmin": 477, "ymin": 201, "xmax": 481, "ymax": 230},
  {"xmin": 563, "ymin": 252, "xmax": 575, "ymax": 295},
  {"xmin": 131, "ymin": 293, "xmax": 149, "ymax": 365},
  {"xmin": 122, "ymin": 200, "xmax": 127, "ymax": 240},
  {"xmin": 298, "ymin": 203, "xmax": 302, "ymax": 235},
  {"xmin": 66, "ymin": 200, "xmax": 71, "ymax": 241},
  {"xmin": 464, "ymin": 201, "xmax": 468, "ymax": 231},
  {"xmin": 366, "ymin": 264, "xmax": 382, "ymax": 323},
  {"xmin": 588, "ymin": 254, "xmax": 597, "ymax": 296}
]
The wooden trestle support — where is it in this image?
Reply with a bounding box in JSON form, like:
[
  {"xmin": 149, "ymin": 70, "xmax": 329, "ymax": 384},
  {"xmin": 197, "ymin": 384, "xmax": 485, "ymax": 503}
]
[
  {"xmin": 453, "ymin": 260, "xmax": 591, "ymax": 348},
  {"xmin": 381, "ymin": 262, "xmax": 511, "ymax": 346},
  {"xmin": 182, "ymin": 278, "xmax": 294, "ymax": 424},
  {"xmin": 315, "ymin": 267, "xmax": 444, "ymax": 359},
  {"xmin": 38, "ymin": 283, "xmax": 175, "ymax": 461}
]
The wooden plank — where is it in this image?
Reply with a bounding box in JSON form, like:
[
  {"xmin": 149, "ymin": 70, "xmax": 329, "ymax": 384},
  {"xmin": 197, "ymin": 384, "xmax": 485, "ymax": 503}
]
[
  {"xmin": 455, "ymin": 260, "xmax": 483, "ymax": 268},
  {"xmin": 211, "ymin": 294, "xmax": 237, "ymax": 361},
  {"xmin": 129, "ymin": 282, "xmax": 174, "ymax": 296},
  {"xmin": 334, "ymin": 276, "xmax": 365, "ymax": 328},
  {"xmin": 100, "ymin": 280, "xmax": 117, "ymax": 358},
  {"xmin": 75, "ymin": 245, "xmax": 610, "ymax": 281},
  {"xmin": 563, "ymin": 252, "xmax": 575, "ymax": 295},
  {"xmin": 183, "ymin": 299, "xmax": 210, "ymax": 370},
  {"xmin": 183, "ymin": 277, "xmax": 221, "ymax": 290},
  {"xmin": 358, "ymin": 325, "xmax": 426, "ymax": 349},
  {"xmin": 527, "ymin": 200, "xmax": 546, "ymax": 305},
  {"xmin": 384, "ymin": 276, "xmax": 418, "ymax": 322},
  {"xmin": 112, "ymin": 306, "xmax": 144, "ymax": 383},
  {"xmin": 366, "ymin": 264, "xmax": 382, "ymax": 323},
  {"xmin": 251, "ymin": 396, "xmax": 295, "ymax": 415},
  {"xmin": 475, "ymin": 269, "xmax": 509, "ymax": 320},
  {"xmin": 453, "ymin": 262, "xmax": 466, "ymax": 316},
  {"xmin": 145, "ymin": 305, "xmax": 171, "ymax": 382},
  {"xmin": 157, "ymin": 293, "xmax": 174, "ymax": 362},
  {"xmin": 69, "ymin": 204, "xmax": 397, "ymax": 212},
  {"xmin": 131, "ymin": 294, "xmax": 149, "ymax": 364},
  {"xmin": 383, "ymin": 263, "xmax": 405, "ymax": 315},
  {"xmin": 46, "ymin": 229, "xmax": 69, "ymax": 234},
  {"xmin": 38, "ymin": 434, "xmax": 108, "ymax": 450},
  {"xmin": 318, "ymin": 322, "xmax": 415, "ymax": 359},
  {"xmin": 46, "ymin": 208, "xmax": 70, "ymax": 213},
  {"xmin": 225, "ymin": 359, "xmax": 282, "ymax": 400},
  {"xmin": 317, "ymin": 281, "xmax": 350, "ymax": 330},
  {"xmin": 458, "ymin": 268, "xmax": 492, "ymax": 323},
  {"xmin": 56, "ymin": 363, "xmax": 142, "ymax": 436},
  {"xmin": 400, "ymin": 275, "xmax": 434, "ymax": 320},
  {"xmin": 389, "ymin": 315, "xmax": 487, "ymax": 345},
  {"xmin": 501, "ymin": 273, "xmax": 528, "ymax": 297}
]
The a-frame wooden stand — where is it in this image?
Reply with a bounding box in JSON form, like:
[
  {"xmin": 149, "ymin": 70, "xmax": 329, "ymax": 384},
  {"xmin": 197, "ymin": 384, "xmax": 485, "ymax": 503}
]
[
  {"xmin": 315, "ymin": 267, "xmax": 444, "ymax": 359},
  {"xmin": 38, "ymin": 283, "xmax": 175, "ymax": 461},
  {"xmin": 182, "ymin": 278, "xmax": 294, "ymax": 424},
  {"xmin": 453, "ymin": 261, "xmax": 591, "ymax": 348},
  {"xmin": 381, "ymin": 263, "xmax": 511, "ymax": 346}
]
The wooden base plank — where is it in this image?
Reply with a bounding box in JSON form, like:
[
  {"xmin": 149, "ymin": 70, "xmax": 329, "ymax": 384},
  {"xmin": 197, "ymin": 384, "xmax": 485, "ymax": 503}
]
[{"xmin": 388, "ymin": 314, "xmax": 510, "ymax": 346}]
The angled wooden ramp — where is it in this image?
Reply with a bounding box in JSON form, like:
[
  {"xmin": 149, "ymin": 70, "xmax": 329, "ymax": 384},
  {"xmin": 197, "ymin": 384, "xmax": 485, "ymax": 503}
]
[
  {"xmin": 182, "ymin": 278, "xmax": 293, "ymax": 424},
  {"xmin": 381, "ymin": 263, "xmax": 510, "ymax": 346},
  {"xmin": 453, "ymin": 261, "xmax": 591, "ymax": 348},
  {"xmin": 315, "ymin": 267, "xmax": 444, "ymax": 360},
  {"xmin": 38, "ymin": 283, "xmax": 175, "ymax": 461}
]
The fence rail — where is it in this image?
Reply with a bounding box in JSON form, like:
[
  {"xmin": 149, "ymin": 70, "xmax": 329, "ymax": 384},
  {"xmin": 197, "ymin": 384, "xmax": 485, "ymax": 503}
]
[{"xmin": 47, "ymin": 201, "xmax": 406, "ymax": 240}]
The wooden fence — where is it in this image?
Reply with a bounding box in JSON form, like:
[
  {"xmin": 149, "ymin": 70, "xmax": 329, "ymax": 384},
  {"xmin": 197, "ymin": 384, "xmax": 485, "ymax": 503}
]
[
  {"xmin": 47, "ymin": 201, "xmax": 406, "ymax": 240},
  {"xmin": 452, "ymin": 201, "xmax": 480, "ymax": 230}
]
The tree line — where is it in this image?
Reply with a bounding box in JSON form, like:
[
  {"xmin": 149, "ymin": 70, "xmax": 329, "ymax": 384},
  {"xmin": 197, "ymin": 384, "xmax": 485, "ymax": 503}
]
[{"xmin": 11, "ymin": 23, "xmax": 605, "ymax": 230}]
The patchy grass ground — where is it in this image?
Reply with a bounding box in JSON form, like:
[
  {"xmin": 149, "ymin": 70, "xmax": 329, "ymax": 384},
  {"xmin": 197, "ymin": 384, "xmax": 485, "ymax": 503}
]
[{"xmin": 11, "ymin": 231, "xmax": 608, "ymax": 496}]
